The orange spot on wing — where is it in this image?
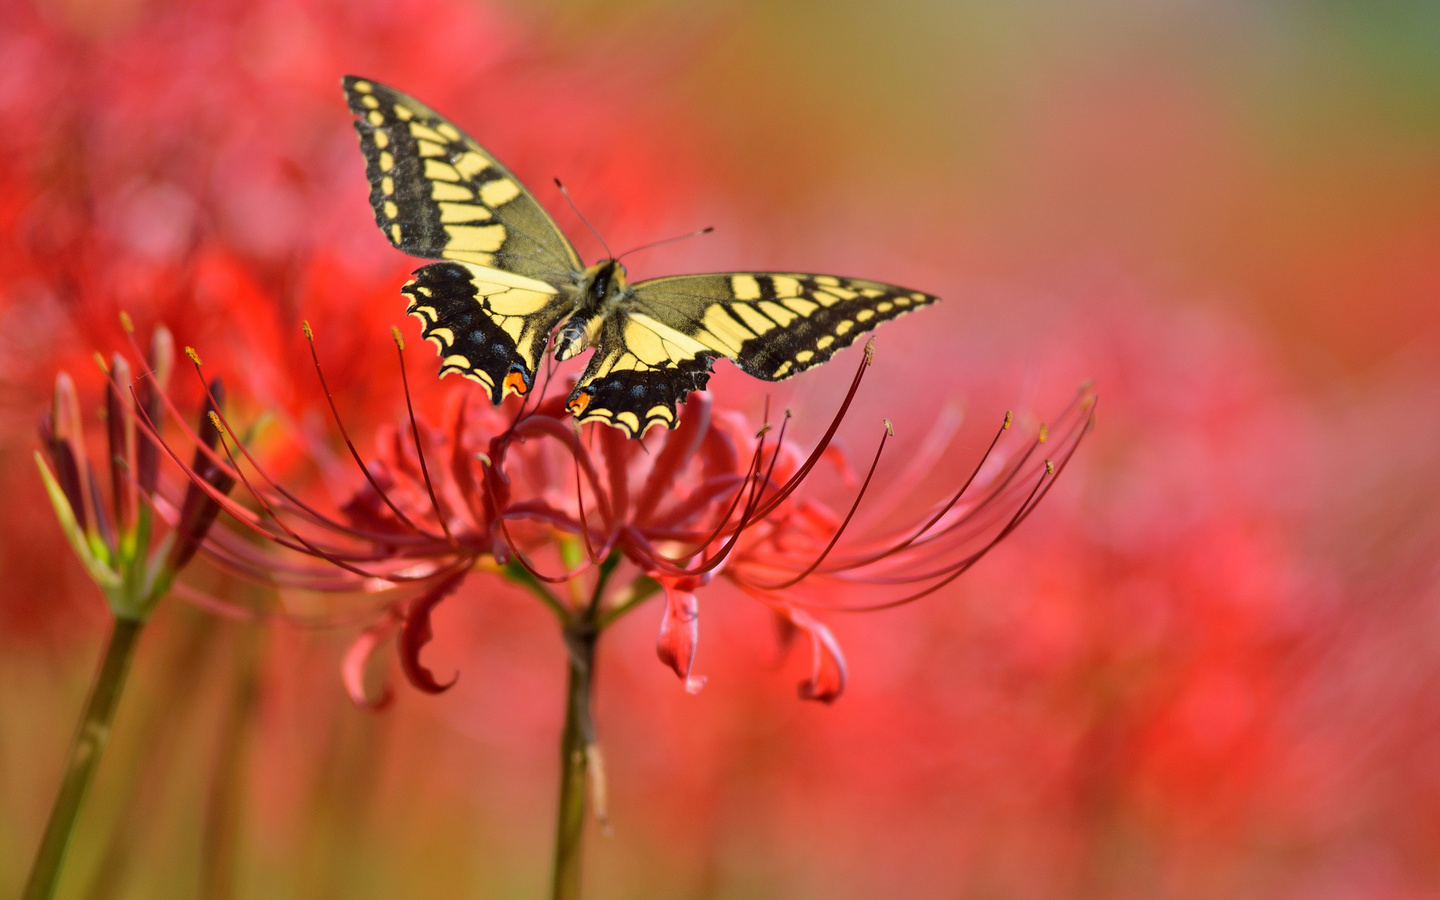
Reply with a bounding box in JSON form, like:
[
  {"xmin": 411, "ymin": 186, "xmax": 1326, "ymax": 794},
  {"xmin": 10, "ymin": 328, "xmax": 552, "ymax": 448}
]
[
  {"xmin": 504, "ymin": 371, "xmax": 528, "ymax": 396},
  {"xmin": 567, "ymin": 393, "xmax": 591, "ymax": 415}
]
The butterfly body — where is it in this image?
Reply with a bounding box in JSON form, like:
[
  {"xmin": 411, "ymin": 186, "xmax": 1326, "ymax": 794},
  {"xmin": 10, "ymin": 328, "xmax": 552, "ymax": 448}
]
[
  {"xmin": 344, "ymin": 76, "xmax": 941, "ymax": 437},
  {"xmin": 553, "ymin": 259, "xmax": 628, "ymax": 362}
]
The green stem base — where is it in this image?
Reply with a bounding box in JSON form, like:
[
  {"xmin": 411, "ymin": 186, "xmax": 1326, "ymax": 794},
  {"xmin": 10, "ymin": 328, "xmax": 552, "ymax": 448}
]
[
  {"xmin": 551, "ymin": 622, "xmax": 598, "ymax": 900},
  {"xmin": 24, "ymin": 617, "xmax": 144, "ymax": 900}
]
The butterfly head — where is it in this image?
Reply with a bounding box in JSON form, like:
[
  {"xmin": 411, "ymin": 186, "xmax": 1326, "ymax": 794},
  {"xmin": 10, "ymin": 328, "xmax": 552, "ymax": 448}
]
[{"xmin": 583, "ymin": 258, "xmax": 628, "ymax": 299}]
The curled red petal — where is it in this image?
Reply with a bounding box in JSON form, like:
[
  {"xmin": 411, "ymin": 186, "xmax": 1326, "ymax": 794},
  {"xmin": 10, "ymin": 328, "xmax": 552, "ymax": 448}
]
[
  {"xmin": 656, "ymin": 581, "xmax": 700, "ymax": 683},
  {"xmin": 343, "ymin": 607, "xmax": 402, "ymax": 711},
  {"xmin": 398, "ymin": 571, "xmax": 467, "ymax": 693},
  {"xmin": 777, "ymin": 605, "xmax": 848, "ymax": 703}
]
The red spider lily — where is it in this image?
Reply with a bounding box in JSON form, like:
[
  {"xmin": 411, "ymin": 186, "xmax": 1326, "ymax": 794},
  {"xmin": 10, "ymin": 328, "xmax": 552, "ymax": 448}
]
[{"xmin": 140, "ymin": 315, "xmax": 1094, "ymax": 706}]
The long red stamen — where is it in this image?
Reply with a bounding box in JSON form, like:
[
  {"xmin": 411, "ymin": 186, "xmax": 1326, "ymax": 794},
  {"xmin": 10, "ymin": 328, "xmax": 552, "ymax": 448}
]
[
  {"xmin": 797, "ymin": 401, "xmax": 1094, "ymax": 608},
  {"xmin": 393, "ymin": 329, "xmax": 458, "ymax": 547},
  {"xmin": 648, "ymin": 431, "xmax": 766, "ymax": 566},
  {"xmin": 571, "ymin": 451, "xmax": 603, "ymax": 565},
  {"xmin": 183, "ymin": 348, "xmax": 440, "ymax": 547},
  {"xmin": 889, "ymin": 405, "xmax": 1089, "ymax": 555},
  {"xmin": 648, "ymin": 416, "xmax": 780, "ymax": 577},
  {"xmin": 205, "ymin": 412, "xmax": 433, "ymax": 580},
  {"xmin": 130, "ymin": 388, "xmax": 461, "ymax": 581},
  {"xmin": 751, "ymin": 339, "xmax": 873, "ymax": 521},
  {"xmin": 304, "ymin": 322, "xmax": 446, "ymax": 541},
  {"xmin": 789, "ymin": 462, "xmax": 1053, "ymax": 611},
  {"xmin": 748, "ymin": 419, "xmax": 893, "ymax": 591},
  {"xmin": 823, "ymin": 412, "xmax": 1014, "ymax": 571}
]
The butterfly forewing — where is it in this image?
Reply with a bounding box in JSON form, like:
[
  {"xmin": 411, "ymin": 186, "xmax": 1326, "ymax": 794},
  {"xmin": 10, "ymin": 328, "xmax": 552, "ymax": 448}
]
[
  {"xmin": 629, "ymin": 272, "xmax": 939, "ymax": 380},
  {"xmin": 343, "ymin": 77, "xmax": 582, "ymax": 279}
]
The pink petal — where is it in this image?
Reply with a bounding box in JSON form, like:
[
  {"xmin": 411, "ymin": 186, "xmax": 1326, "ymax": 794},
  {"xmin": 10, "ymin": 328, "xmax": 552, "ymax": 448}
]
[
  {"xmin": 398, "ymin": 571, "xmax": 467, "ymax": 693},
  {"xmin": 342, "ymin": 607, "xmax": 401, "ymax": 711},
  {"xmin": 656, "ymin": 582, "xmax": 700, "ymax": 682},
  {"xmin": 777, "ymin": 605, "xmax": 848, "ymax": 703}
]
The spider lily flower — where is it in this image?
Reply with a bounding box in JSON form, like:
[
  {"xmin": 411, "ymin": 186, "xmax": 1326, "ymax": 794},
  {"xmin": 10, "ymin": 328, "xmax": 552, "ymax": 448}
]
[
  {"xmin": 118, "ymin": 323, "xmax": 498, "ymax": 701},
  {"xmin": 480, "ymin": 345, "xmax": 1096, "ymax": 701},
  {"xmin": 149, "ymin": 319, "xmax": 1094, "ymax": 706},
  {"xmin": 722, "ymin": 388, "xmax": 1096, "ymax": 701},
  {"xmin": 35, "ymin": 322, "xmax": 238, "ymax": 621}
]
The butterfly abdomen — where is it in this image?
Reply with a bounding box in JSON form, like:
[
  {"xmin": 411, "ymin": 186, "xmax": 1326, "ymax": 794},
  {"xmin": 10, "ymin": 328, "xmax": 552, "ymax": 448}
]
[{"xmin": 555, "ymin": 312, "xmax": 600, "ymax": 361}]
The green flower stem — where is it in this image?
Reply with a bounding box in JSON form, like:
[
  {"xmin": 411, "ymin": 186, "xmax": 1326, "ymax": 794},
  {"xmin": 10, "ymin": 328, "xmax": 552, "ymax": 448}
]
[
  {"xmin": 550, "ymin": 553, "xmax": 620, "ymax": 900},
  {"xmin": 551, "ymin": 615, "xmax": 597, "ymax": 900},
  {"xmin": 23, "ymin": 616, "xmax": 144, "ymax": 900}
]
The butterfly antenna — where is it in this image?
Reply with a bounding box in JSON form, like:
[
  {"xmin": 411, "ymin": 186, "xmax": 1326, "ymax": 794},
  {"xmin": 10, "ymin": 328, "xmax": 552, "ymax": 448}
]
[
  {"xmin": 554, "ymin": 178, "xmax": 612, "ymax": 260},
  {"xmin": 617, "ymin": 226, "xmax": 715, "ymax": 263}
]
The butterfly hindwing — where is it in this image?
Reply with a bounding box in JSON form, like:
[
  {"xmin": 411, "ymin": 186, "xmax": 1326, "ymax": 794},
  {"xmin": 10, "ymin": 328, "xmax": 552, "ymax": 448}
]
[
  {"xmin": 567, "ymin": 313, "xmax": 722, "ymax": 437},
  {"xmin": 342, "ymin": 76, "xmax": 582, "ymax": 282},
  {"xmin": 403, "ymin": 262, "xmax": 572, "ymax": 403}
]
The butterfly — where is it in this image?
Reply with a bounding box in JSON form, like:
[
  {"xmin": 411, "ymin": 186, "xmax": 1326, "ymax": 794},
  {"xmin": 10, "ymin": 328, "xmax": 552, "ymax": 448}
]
[{"xmin": 343, "ymin": 76, "xmax": 940, "ymax": 438}]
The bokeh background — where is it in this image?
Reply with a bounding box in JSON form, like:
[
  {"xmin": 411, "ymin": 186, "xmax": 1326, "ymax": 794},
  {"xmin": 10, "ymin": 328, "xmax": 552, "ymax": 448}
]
[{"xmin": 3, "ymin": 0, "xmax": 1440, "ymax": 897}]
